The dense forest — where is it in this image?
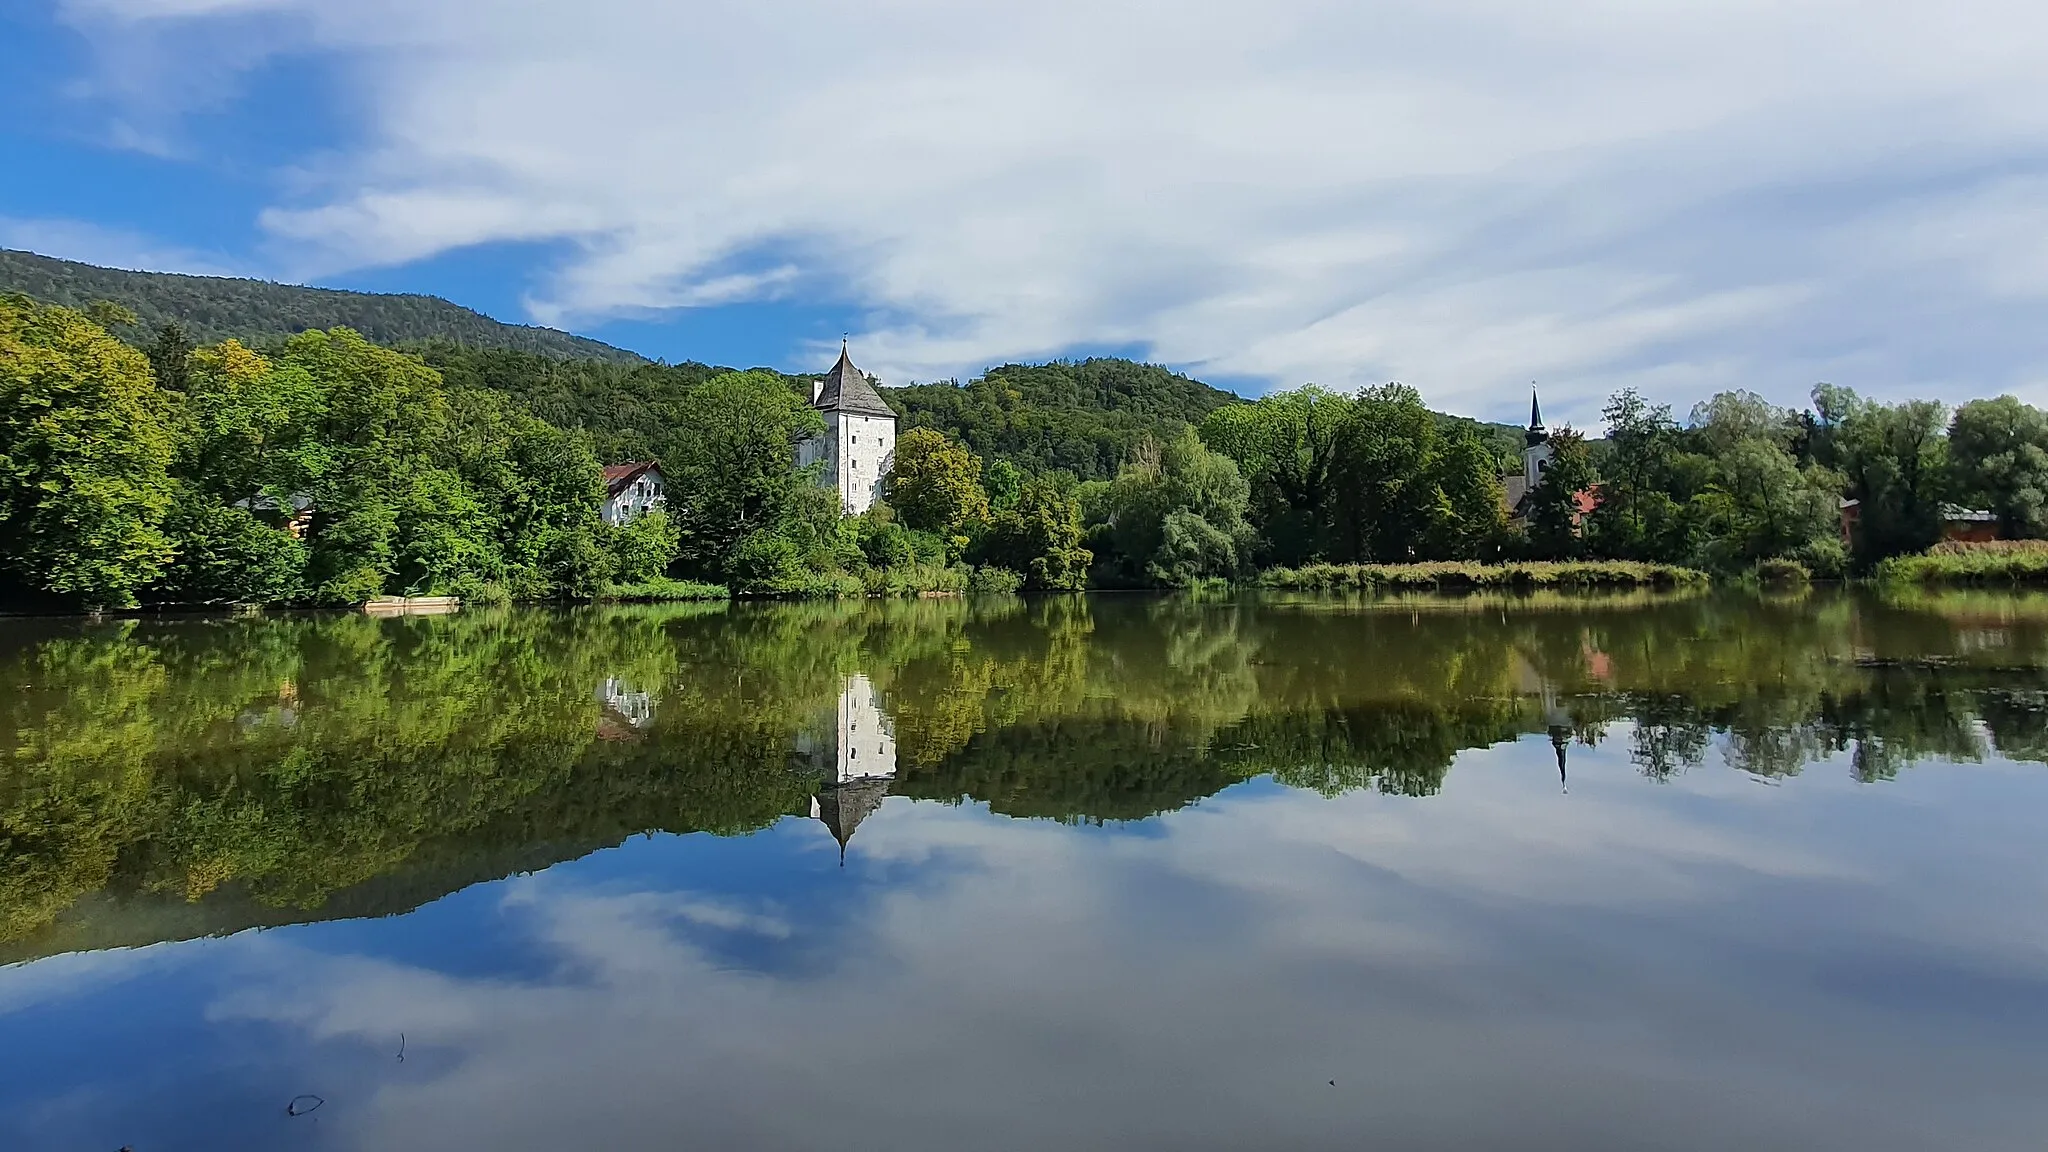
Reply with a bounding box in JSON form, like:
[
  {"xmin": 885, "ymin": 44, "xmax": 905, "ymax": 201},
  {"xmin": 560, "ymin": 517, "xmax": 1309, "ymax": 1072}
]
[{"xmin": 0, "ymin": 249, "xmax": 639, "ymax": 361}]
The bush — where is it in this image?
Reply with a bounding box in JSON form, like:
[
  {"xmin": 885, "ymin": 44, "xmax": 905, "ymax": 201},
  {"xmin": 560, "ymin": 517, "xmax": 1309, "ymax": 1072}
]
[
  {"xmin": 152, "ymin": 496, "xmax": 307, "ymax": 604},
  {"xmin": 449, "ymin": 573, "xmax": 513, "ymax": 606},
  {"xmin": 599, "ymin": 577, "xmax": 730, "ymax": 602},
  {"xmin": 1752, "ymin": 557, "xmax": 1811, "ymax": 584},
  {"xmin": 969, "ymin": 566, "xmax": 1025, "ymax": 595},
  {"xmin": 727, "ymin": 530, "xmax": 806, "ymax": 593},
  {"xmin": 1876, "ymin": 542, "xmax": 2048, "ymax": 586},
  {"xmin": 605, "ymin": 508, "xmax": 681, "ymax": 583},
  {"xmin": 871, "ymin": 563, "xmax": 969, "ymax": 597},
  {"xmin": 1258, "ymin": 560, "xmax": 1709, "ymax": 592}
]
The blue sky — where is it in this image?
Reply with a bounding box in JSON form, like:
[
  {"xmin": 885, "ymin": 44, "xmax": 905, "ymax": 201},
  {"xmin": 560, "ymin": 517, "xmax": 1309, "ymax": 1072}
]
[{"xmin": 5, "ymin": 1, "xmax": 2048, "ymax": 425}]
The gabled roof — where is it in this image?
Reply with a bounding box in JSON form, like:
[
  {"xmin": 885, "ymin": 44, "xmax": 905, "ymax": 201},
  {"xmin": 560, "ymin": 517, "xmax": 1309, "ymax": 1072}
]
[
  {"xmin": 813, "ymin": 344, "xmax": 897, "ymax": 419},
  {"xmin": 602, "ymin": 461, "xmax": 660, "ymax": 497}
]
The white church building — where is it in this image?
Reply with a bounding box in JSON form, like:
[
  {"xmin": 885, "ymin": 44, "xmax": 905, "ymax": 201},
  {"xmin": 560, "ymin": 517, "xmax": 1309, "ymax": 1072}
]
[{"xmin": 797, "ymin": 343, "xmax": 897, "ymax": 515}]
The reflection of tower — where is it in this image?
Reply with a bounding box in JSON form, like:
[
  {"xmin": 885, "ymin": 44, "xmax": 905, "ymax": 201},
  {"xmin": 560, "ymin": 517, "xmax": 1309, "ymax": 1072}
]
[
  {"xmin": 805, "ymin": 675, "xmax": 897, "ymax": 861},
  {"xmin": 1540, "ymin": 678, "xmax": 1571, "ymax": 795}
]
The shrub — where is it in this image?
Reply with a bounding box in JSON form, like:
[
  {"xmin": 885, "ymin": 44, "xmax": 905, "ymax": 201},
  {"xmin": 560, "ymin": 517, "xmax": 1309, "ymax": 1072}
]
[
  {"xmin": 969, "ymin": 566, "xmax": 1025, "ymax": 595},
  {"xmin": 1752, "ymin": 557, "xmax": 1811, "ymax": 584},
  {"xmin": 1876, "ymin": 543, "xmax": 2048, "ymax": 586},
  {"xmin": 599, "ymin": 577, "xmax": 729, "ymax": 602},
  {"xmin": 1258, "ymin": 560, "xmax": 1708, "ymax": 592}
]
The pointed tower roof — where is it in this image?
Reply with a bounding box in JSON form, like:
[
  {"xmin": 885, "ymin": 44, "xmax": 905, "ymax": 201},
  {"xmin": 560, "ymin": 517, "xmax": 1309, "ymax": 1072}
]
[
  {"xmin": 1529, "ymin": 386, "xmax": 1544, "ymax": 431},
  {"xmin": 814, "ymin": 343, "xmax": 897, "ymax": 419},
  {"xmin": 815, "ymin": 776, "xmax": 890, "ymax": 863}
]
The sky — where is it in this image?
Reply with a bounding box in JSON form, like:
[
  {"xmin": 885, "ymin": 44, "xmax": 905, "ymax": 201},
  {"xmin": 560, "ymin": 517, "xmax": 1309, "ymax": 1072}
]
[{"xmin": 4, "ymin": 1, "xmax": 2047, "ymax": 425}]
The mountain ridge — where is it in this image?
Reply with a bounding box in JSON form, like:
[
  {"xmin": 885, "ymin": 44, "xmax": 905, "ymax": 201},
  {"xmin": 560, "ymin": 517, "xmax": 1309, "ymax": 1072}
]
[{"xmin": 0, "ymin": 248, "xmax": 644, "ymax": 362}]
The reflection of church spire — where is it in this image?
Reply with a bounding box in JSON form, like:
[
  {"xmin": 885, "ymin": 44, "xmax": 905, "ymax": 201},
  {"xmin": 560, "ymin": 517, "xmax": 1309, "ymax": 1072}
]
[
  {"xmin": 806, "ymin": 674, "xmax": 898, "ymax": 862},
  {"xmin": 1540, "ymin": 676, "xmax": 1570, "ymax": 794}
]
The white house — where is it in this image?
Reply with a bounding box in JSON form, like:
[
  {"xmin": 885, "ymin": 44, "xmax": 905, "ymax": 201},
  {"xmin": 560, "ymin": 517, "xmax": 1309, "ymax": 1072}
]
[
  {"xmin": 601, "ymin": 462, "xmax": 665, "ymax": 525},
  {"xmin": 797, "ymin": 343, "xmax": 897, "ymax": 515}
]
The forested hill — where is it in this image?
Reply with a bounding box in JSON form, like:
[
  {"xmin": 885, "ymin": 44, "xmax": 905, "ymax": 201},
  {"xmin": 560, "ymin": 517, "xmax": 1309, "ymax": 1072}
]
[
  {"xmin": 887, "ymin": 360, "xmax": 1242, "ymax": 480},
  {"xmin": 0, "ymin": 249, "xmax": 642, "ymax": 362},
  {"xmin": 423, "ymin": 345, "xmax": 1248, "ymax": 482}
]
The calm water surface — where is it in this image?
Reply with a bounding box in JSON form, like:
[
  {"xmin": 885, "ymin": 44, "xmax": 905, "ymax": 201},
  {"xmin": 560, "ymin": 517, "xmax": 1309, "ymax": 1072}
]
[{"xmin": 4, "ymin": 590, "xmax": 2048, "ymax": 1150}]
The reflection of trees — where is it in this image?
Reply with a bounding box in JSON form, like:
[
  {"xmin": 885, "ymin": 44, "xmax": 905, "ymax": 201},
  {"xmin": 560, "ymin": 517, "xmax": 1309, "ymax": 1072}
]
[{"xmin": 8, "ymin": 589, "xmax": 2048, "ymax": 960}]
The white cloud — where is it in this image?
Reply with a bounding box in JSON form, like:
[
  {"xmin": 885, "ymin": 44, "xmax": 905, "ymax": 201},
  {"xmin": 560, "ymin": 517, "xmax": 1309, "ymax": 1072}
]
[
  {"xmin": 53, "ymin": 0, "xmax": 2048, "ymax": 420},
  {"xmin": 0, "ymin": 216, "xmax": 245, "ymax": 277}
]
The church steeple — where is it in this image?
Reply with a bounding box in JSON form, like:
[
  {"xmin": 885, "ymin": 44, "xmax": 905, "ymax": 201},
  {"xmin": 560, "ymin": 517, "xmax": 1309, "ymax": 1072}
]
[{"xmin": 1526, "ymin": 385, "xmax": 1548, "ymax": 449}]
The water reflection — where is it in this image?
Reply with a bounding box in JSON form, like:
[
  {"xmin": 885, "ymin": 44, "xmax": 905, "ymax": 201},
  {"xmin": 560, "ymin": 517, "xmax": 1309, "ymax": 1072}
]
[
  {"xmin": 3, "ymin": 590, "xmax": 2048, "ymax": 963},
  {"xmin": 4, "ymin": 590, "xmax": 2048, "ymax": 1149},
  {"xmin": 804, "ymin": 674, "xmax": 899, "ymax": 858}
]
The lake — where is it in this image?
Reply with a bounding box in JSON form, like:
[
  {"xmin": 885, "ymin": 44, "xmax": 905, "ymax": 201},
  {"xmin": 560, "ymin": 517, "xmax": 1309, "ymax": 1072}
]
[{"xmin": 4, "ymin": 589, "xmax": 2048, "ymax": 1150}]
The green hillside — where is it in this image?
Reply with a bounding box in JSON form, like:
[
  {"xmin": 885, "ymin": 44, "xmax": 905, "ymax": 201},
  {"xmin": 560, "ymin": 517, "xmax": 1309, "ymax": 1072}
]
[
  {"xmin": 889, "ymin": 360, "xmax": 1244, "ymax": 480},
  {"xmin": 0, "ymin": 248, "xmax": 642, "ymax": 362}
]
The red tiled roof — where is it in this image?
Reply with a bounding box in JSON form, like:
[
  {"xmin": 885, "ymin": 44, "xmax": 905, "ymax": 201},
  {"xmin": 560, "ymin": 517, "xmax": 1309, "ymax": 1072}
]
[{"xmin": 602, "ymin": 462, "xmax": 659, "ymax": 496}]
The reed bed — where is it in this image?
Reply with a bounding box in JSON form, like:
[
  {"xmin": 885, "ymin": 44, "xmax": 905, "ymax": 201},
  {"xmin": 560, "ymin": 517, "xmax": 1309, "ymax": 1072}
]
[
  {"xmin": 1257, "ymin": 560, "xmax": 1709, "ymax": 592},
  {"xmin": 1877, "ymin": 541, "xmax": 2048, "ymax": 586}
]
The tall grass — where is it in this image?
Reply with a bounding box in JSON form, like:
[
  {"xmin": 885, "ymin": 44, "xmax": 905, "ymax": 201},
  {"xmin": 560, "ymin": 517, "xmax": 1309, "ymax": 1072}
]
[
  {"xmin": 1876, "ymin": 540, "xmax": 2048, "ymax": 586},
  {"xmin": 599, "ymin": 578, "xmax": 731, "ymax": 602},
  {"xmin": 1258, "ymin": 560, "xmax": 1709, "ymax": 592}
]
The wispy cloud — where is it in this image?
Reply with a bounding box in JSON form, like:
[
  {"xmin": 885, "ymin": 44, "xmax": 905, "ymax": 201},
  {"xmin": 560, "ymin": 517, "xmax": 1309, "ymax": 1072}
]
[
  {"xmin": 0, "ymin": 215, "xmax": 245, "ymax": 277},
  {"xmin": 50, "ymin": 0, "xmax": 2048, "ymax": 419}
]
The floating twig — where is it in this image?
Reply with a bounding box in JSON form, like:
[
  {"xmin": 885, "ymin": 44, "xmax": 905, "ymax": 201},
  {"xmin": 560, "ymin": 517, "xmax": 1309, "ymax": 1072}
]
[{"xmin": 287, "ymin": 1095, "xmax": 324, "ymax": 1117}]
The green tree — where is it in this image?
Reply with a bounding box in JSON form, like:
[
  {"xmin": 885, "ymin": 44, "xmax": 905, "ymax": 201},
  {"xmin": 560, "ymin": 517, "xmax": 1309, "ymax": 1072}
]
[
  {"xmin": 607, "ymin": 507, "xmax": 682, "ymax": 583},
  {"xmin": 153, "ymin": 490, "xmax": 308, "ymax": 603},
  {"xmin": 145, "ymin": 323, "xmax": 195, "ymax": 393},
  {"xmin": 1524, "ymin": 428, "xmax": 1596, "ymax": 559},
  {"xmin": 1199, "ymin": 386, "xmax": 1351, "ymax": 565},
  {"xmin": 665, "ymin": 371, "xmax": 828, "ymax": 580},
  {"xmin": 886, "ymin": 427, "xmax": 990, "ymax": 537},
  {"xmin": 1811, "ymin": 384, "xmax": 1946, "ymax": 564},
  {"xmin": 1948, "ymin": 396, "xmax": 2048, "ymax": 538},
  {"xmin": 984, "ymin": 479, "xmax": 1092, "ymax": 590},
  {"xmin": 1088, "ymin": 428, "xmax": 1253, "ymax": 586},
  {"xmin": 1332, "ymin": 383, "xmax": 1440, "ymax": 561},
  {"xmin": 1422, "ymin": 426, "xmax": 1509, "ymax": 560},
  {"xmin": 280, "ymin": 328, "xmax": 479, "ymax": 601},
  {"xmin": 1592, "ymin": 388, "xmax": 1678, "ymax": 558},
  {"xmin": 985, "ymin": 458, "xmax": 1024, "ymax": 514},
  {"xmin": 0, "ymin": 295, "xmax": 176, "ymax": 607},
  {"xmin": 448, "ymin": 387, "xmax": 609, "ymax": 596}
]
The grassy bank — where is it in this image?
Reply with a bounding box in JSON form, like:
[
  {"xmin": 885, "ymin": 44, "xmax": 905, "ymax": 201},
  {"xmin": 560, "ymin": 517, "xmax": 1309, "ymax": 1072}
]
[
  {"xmin": 1258, "ymin": 560, "xmax": 1710, "ymax": 592},
  {"xmin": 1875, "ymin": 540, "xmax": 2048, "ymax": 586},
  {"xmin": 599, "ymin": 578, "xmax": 732, "ymax": 602}
]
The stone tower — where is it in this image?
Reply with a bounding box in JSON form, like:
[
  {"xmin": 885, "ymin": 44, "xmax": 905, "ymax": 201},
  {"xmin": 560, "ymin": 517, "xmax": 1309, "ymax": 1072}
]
[{"xmin": 797, "ymin": 343, "xmax": 897, "ymax": 515}]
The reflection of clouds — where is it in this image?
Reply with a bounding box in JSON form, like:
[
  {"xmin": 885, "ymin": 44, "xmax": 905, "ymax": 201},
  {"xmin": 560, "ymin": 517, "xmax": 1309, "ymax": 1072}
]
[
  {"xmin": 172, "ymin": 738, "xmax": 2048, "ymax": 1150},
  {"xmin": 0, "ymin": 942, "xmax": 179, "ymax": 1016}
]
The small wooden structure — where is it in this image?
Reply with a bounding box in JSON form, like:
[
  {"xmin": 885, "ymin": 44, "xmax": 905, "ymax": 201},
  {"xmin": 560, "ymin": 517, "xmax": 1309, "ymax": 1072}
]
[{"xmin": 361, "ymin": 596, "xmax": 461, "ymax": 616}]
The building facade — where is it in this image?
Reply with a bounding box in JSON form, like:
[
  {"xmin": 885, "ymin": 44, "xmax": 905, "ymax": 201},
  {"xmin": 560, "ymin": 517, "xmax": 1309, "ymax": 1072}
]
[
  {"xmin": 797, "ymin": 344, "xmax": 897, "ymax": 515},
  {"xmin": 601, "ymin": 462, "xmax": 665, "ymax": 525}
]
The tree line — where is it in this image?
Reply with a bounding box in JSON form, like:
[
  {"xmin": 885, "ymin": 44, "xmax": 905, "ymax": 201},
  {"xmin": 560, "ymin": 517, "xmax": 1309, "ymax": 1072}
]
[{"xmin": 9, "ymin": 290, "xmax": 2048, "ymax": 607}]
